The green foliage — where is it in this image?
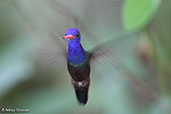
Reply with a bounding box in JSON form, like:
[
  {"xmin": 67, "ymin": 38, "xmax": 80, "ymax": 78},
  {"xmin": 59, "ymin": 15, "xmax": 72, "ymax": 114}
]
[{"xmin": 122, "ymin": 0, "xmax": 161, "ymax": 30}]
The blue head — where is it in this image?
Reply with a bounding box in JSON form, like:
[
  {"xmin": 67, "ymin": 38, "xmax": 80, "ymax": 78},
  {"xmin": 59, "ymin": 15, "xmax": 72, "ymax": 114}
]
[
  {"xmin": 64, "ymin": 28, "xmax": 86, "ymax": 64},
  {"xmin": 64, "ymin": 28, "xmax": 81, "ymax": 45}
]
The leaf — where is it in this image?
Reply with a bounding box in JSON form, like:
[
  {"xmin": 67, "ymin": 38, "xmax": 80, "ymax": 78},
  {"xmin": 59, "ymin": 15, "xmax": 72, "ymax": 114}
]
[{"xmin": 122, "ymin": 0, "xmax": 161, "ymax": 30}]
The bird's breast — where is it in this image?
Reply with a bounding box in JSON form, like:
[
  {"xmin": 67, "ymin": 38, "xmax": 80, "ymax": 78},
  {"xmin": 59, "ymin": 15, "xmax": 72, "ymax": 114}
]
[
  {"xmin": 67, "ymin": 49, "xmax": 88, "ymax": 64},
  {"xmin": 67, "ymin": 58, "xmax": 90, "ymax": 81}
]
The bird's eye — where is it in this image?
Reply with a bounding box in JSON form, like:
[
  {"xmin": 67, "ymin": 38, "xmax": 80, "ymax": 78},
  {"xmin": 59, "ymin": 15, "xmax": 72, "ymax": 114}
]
[
  {"xmin": 75, "ymin": 33, "xmax": 80, "ymax": 38},
  {"xmin": 65, "ymin": 34, "xmax": 67, "ymax": 36}
]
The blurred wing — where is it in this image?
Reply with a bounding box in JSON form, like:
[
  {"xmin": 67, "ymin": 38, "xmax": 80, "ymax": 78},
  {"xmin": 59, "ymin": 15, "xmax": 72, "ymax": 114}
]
[
  {"xmin": 32, "ymin": 33, "xmax": 67, "ymax": 71},
  {"xmin": 46, "ymin": 0, "xmax": 79, "ymax": 28},
  {"xmin": 47, "ymin": 0, "xmax": 100, "ymax": 43},
  {"xmin": 90, "ymin": 30, "xmax": 141, "ymax": 67}
]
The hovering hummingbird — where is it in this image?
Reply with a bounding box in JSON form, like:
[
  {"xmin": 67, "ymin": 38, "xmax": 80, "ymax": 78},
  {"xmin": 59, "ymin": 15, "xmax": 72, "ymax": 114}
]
[
  {"xmin": 35, "ymin": 27, "xmax": 138, "ymax": 105},
  {"xmin": 63, "ymin": 28, "xmax": 139, "ymax": 105},
  {"xmin": 64, "ymin": 28, "xmax": 91, "ymax": 105}
]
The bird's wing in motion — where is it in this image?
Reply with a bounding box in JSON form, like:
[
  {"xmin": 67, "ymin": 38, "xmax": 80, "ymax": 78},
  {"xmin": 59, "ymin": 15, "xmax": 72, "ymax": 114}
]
[
  {"xmin": 32, "ymin": 33, "xmax": 67, "ymax": 71},
  {"xmin": 89, "ymin": 30, "xmax": 141, "ymax": 68},
  {"xmin": 47, "ymin": 0, "xmax": 100, "ymax": 43}
]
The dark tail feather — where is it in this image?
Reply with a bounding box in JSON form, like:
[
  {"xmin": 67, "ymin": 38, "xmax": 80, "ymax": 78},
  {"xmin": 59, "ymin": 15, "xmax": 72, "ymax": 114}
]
[{"xmin": 75, "ymin": 88, "xmax": 88, "ymax": 105}]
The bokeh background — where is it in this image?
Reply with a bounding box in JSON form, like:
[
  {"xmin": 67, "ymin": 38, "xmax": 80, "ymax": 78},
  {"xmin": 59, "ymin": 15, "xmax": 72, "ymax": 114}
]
[{"xmin": 0, "ymin": 0, "xmax": 170, "ymax": 114}]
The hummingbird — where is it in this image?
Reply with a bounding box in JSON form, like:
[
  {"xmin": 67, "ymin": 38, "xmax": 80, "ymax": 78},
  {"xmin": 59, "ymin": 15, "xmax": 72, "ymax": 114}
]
[
  {"xmin": 64, "ymin": 28, "xmax": 91, "ymax": 105},
  {"xmin": 63, "ymin": 28, "xmax": 139, "ymax": 105},
  {"xmin": 34, "ymin": 27, "xmax": 139, "ymax": 105}
]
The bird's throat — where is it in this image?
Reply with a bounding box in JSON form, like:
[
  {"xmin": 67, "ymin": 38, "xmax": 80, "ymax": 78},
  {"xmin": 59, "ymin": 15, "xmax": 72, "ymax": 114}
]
[{"xmin": 67, "ymin": 42, "xmax": 87, "ymax": 64}]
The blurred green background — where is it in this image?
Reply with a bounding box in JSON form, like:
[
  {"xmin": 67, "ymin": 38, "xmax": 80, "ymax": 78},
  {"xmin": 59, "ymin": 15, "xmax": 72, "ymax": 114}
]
[{"xmin": 0, "ymin": 0, "xmax": 170, "ymax": 114}]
